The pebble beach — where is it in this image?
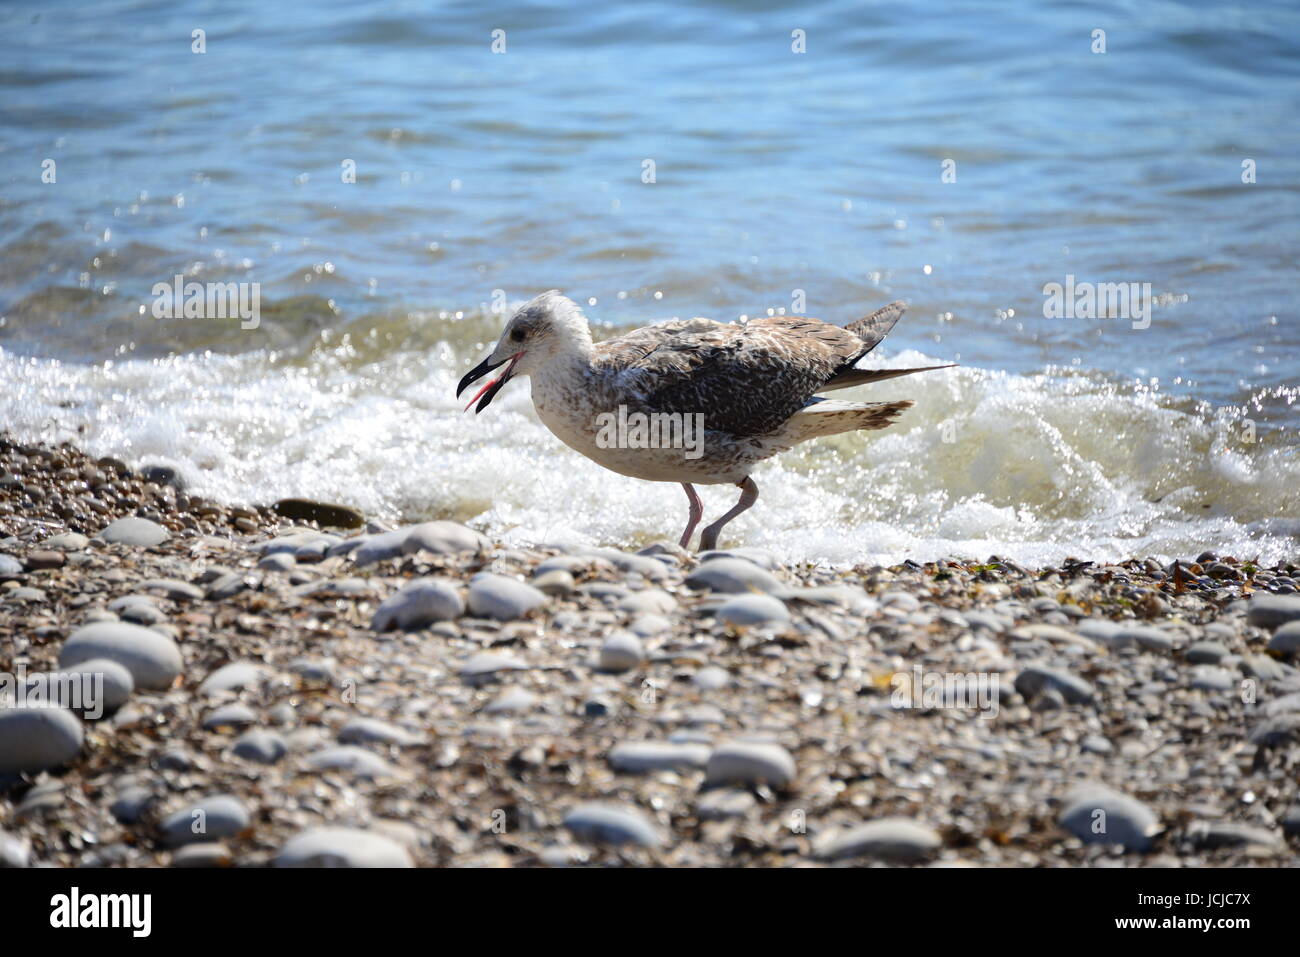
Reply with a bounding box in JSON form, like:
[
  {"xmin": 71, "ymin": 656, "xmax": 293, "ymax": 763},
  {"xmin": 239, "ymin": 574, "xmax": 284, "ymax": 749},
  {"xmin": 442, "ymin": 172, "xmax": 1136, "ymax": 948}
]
[{"xmin": 1, "ymin": 433, "xmax": 1298, "ymax": 868}]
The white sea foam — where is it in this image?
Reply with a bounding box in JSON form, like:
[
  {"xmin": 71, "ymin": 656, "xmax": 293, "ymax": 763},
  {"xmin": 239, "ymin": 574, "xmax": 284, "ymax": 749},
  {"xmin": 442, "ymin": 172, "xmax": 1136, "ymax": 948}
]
[{"xmin": 2, "ymin": 344, "xmax": 1296, "ymax": 567}]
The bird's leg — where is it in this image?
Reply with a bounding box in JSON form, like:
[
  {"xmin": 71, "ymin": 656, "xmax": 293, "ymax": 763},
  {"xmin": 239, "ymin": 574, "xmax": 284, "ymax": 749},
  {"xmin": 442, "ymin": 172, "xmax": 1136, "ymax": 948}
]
[
  {"xmin": 699, "ymin": 477, "xmax": 758, "ymax": 552},
  {"xmin": 679, "ymin": 482, "xmax": 703, "ymax": 549}
]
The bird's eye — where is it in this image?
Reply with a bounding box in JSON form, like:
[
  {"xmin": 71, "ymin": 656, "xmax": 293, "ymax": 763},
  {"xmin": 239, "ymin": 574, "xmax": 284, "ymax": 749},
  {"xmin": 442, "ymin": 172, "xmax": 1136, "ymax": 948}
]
[{"xmin": 509, "ymin": 328, "xmax": 525, "ymax": 342}]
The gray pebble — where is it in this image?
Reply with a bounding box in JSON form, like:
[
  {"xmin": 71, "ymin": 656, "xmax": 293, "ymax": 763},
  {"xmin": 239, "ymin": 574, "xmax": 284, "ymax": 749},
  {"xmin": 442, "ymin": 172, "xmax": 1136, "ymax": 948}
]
[
  {"xmin": 695, "ymin": 788, "xmax": 756, "ymax": 821},
  {"xmin": 0, "ymin": 706, "xmax": 84, "ymax": 774},
  {"xmin": 1014, "ymin": 665, "xmax": 1095, "ymax": 705},
  {"xmin": 100, "ymin": 516, "xmax": 170, "ymax": 546},
  {"xmin": 231, "ymin": 730, "xmax": 288, "ymax": 764},
  {"xmin": 814, "ymin": 818, "xmax": 942, "ymax": 862},
  {"xmin": 303, "ymin": 746, "xmax": 397, "ymax": 779},
  {"xmin": 198, "ymin": 660, "xmax": 268, "ymax": 696},
  {"xmin": 1187, "ymin": 821, "xmax": 1282, "ymax": 851},
  {"xmin": 109, "ymin": 786, "xmax": 156, "ymax": 824},
  {"xmin": 716, "ymin": 593, "xmax": 789, "ymax": 628},
  {"xmin": 1058, "ymin": 784, "xmax": 1159, "ymax": 851},
  {"xmin": 338, "ymin": 716, "xmax": 423, "ymax": 747},
  {"xmin": 685, "ymin": 558, "xmax": 781, "ymax": 594},
  {"xmin": 258, "ymin": 552, "xmax": 296, "ymax": 572},
  {"xmin": 705, "ymin": 741, "xmax": 796, "ymax": 788},
  {"xmin": 467, "ymin": 573, "xmax": 546, "ymax": 621},
  {"xmin": 1185, "ymin": 641, "xmax": 1229, "ymax": 664},
  {"xmin": 483, "ymin": 687, "xmax": 539, "ymax": 714},
  {"xmin": 60, "ymin": 621, "xmax": 182, "ymax": 691},
  {"xmin": 599, "ymin": 631, "xmax": 644, "ymax": 672},
  {"xmin": 563, "ymin": 801, "xmax": 663, "ymax": 848},
  {"xmin": 202, "ymin": 702, "xmax": 258, "ymax": 730},
  {"xmin": 609, "ymin": 740, "xmax": 711, "ymax": 773},
  {"xmin": 1246, "ymin": 593, "xmax": 1300, "ymax": 629},
  {"xmin": 160, "ymin": 794, "xmax": 250, "ymax": 847},
  {"xmin": 275, "ymin": 827, "xmax": 413, "ymax": 867},
  {"xmin": 1267, "ymin": 621, "xmax": 1300, "ymax": 658},
  {"xmin": 372, "ymin": 578, "xmax": 463, "ymax": 631}
]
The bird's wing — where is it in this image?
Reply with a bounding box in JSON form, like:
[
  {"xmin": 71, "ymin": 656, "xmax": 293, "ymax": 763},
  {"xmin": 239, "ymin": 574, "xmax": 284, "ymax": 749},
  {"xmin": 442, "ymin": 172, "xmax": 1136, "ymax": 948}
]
[
  {"xmin": 844, "ymin": 299, "xmax": 907, "ymax": 354},
  {"xmin": 593, "ymin": 316, "xmax": 865, "ymax": 436}
]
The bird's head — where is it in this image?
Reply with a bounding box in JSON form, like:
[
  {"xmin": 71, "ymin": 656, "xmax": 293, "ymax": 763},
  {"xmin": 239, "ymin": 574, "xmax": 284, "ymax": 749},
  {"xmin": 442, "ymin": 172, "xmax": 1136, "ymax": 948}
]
[{"xmin": 457, "ymin": 290, "xmax": 592, "ymax": 412}]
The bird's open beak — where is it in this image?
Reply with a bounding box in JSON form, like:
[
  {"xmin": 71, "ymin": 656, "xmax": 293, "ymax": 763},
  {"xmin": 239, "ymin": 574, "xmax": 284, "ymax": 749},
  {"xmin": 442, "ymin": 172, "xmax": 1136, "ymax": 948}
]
[{"xmin": 457, "ymin": 351, "xmax": 524, "ymax": 413}]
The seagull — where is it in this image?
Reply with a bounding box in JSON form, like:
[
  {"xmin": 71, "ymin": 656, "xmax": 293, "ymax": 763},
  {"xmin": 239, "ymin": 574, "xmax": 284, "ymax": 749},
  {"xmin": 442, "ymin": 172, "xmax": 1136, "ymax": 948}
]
[{"xmin": 457, "ymin": 291, "xmax": 952, "ymax": 551}]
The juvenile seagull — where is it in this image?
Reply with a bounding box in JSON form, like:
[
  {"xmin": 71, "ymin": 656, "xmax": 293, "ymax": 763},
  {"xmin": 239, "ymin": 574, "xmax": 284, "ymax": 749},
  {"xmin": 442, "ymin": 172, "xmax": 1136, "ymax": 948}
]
[{"xmin": 458, "ymin": 291, "xmax": 951, "ymax": 550}]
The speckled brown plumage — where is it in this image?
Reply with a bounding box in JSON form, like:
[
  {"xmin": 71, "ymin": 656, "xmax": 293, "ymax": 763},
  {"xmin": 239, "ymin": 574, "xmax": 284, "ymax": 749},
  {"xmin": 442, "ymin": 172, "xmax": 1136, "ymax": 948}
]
[{"xmin": 592, "ymin": 312, "xmax": 891, "ymax": 436}]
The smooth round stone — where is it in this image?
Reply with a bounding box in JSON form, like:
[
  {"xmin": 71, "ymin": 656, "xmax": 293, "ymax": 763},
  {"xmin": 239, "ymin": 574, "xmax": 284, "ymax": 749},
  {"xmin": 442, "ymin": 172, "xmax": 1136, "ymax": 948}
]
[
  {"xmin": 160, "ymin": 794, "xmax": 250, "ymax": 847},
  {"xmin": 616, "ymin": 589, "xmax": 677, "ymax": 615},
  {"xmin": 588, "ymin": 549, "xmax": 670, "ymax": 582},
  {"xmin": 271, "ymin": 498, "xmax": 364, "ymax": 529},
  {"xmin": 1187, "ymin": 821, "xmax": 1282, "ymax": 851},
  {"xmin": 403, "ymin": 521, "xmax": 490, "ymax": 557},
  {"xmin": 0, "ymin": 706, "xmax": 84, "ymax": 774},
  {"xmin": 99, "ymin": 516, "xmax": 169, "ymax": 546},
  {"xmin": 25, "ymin": 658, "xmax": 134, "ymax": 716},
  {"xmin": 202, "ymin": 702, "xmax": 258, "ymax": 730},
  {"xmin": 287, "ymin": 657, "xmax": 335, "ymax": 683},
  {"xmin": 1189, "ymin": 666, "xmax": 1235, "ymax": 692},
  {"xmin": 1081, "ymin": 734, "xmax": 1113, "ymax": 755},
  {"xmin": 563, "ymin": 802, "xmax": 663, "ymax": 848},
  {"xmin": 352, "ymin": 521, "xmax": 489, "ymax": 567},
  {"xmin": 371, "ymin": 578, "xmax": 463, "ymax": 631},
  {"xmin": 43, "ymin": 532, "xmax": 90, "ymax": 550},
  {"xmin": 258, "ymin": 552, "xmax": 296, "ymax": 572},
  {"xmin": 627, "ymin": 614, "xmax": 671, "ymax": 639},
  {"xmin": 880, "ymin": 590, "xmax": 921, "ymax": 612},
  {"xmin": 172, "ymin": 842, "xmax": 232, "ymax": 868},
  {"xmin": 1240, "ymin": 654, "xmax": 1287, "ymax": 682},
  {"xmin": 303, "ymin": 746, "xmax": 396, "ymax": 779},
  {"xmin": 337, "ymin": 716, "xmax": 423, "ymax": 747},
  {"xmin": 693, "ymin": 666, "xmax": 730, "ymax": 691},
  {"xmin": 198, "ymin": 660, "xmax": 268, "ymax": 696},
  {"xmin": 1248, "ymin": 593, "xmax": 1300, "ymax": 628},
  {"xmin": 609, "ymin": 740, "xmax": 711, "ymax": 773},
  {"xmin": 109, "ymin": 785, "xmax": 156, "ymax": 824},
  {"xmin": 695, "ymin": 788, "xmax": 756, "ymax": 821},
  {"xmin": 716, "ymin": 593, "xmax": 789, "ymax": 628},
  {"xmin": 814, "ymin": 818, "xmax": 942, "ymax": 862},
  {"xmin": 599, "ymin": 631, "xmax": 644, "ymax": 672},
  {"xmin": 1058, "ymin": 784, "xmax": 1159, "ymax": 851},
  {"xmin": 705, "ymin": 741, "xmax": 796, "ymax": 788},
  {"xmin": 231, "ymin": 730, "xmax": 288, "ymax": 764},
  {"xmin": 1013, "ymin": 665, "xmax": 1095, "ymax": 705},
  {"xmin": 460, "ymin": 652, "xmax": 525, "ymax": 682},
  {"xmin": 0, "ymin": 554, "xmax": 25, "ymax": 576},
  {"xmin": 698, "ymin": 547, "xmax": 779, "ymax": 570},
  {"xmin": 532, "ymin": 569, "xmax": 575, "ymax": 596},
  {"xmin": 685, "ymin": 558, "xmax": 781, "ymax": 594},
  {"xmin": 483, "ymin": 686, "xmax": 539, "ymax": 714},
  {"xmin": 1267, "ymin": 621, "xmax": 1300, "ymax": 657},
  {"xmin": 467, "ymin": 573, "xmax": 546, "ymax": 620},
  {"xmin": 350, "ymin": 528, "xmax": 415, "ymax": 566},
  {"xmin": 0, "ymin": 829, "xmax": 31, "ymax": 868},
  {"xmin": 1185, "ymin": 641, "xmax": 1229, "ymax": 664},
  {"xmin": 275, "ymin": 827, "xmax": 413, "ymax": 867},
  {"xmin": 206, "ymin": 572, "xmax": 252, "ymax": 600},
  {"xmin": 60, "ymin": 621, "xmax": 182, "ymax": 691},
  {"xmin": 140, "ymin": 578, "xmax": 204, "ymax": 601}
]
